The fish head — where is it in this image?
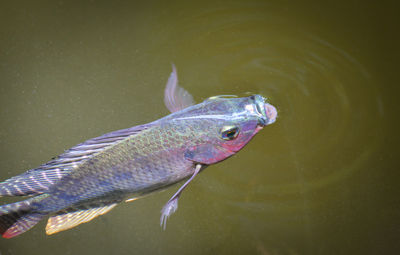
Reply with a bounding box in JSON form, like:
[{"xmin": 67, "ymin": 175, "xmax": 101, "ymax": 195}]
[{"xmin": 176, "ymin": 94, "xmax": 277, "ymax": 165}]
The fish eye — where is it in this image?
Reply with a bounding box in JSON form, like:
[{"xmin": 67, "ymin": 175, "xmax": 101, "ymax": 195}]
[{"xmin": 221, "ymin": 126, "xmax": 240, "ymax": 140}]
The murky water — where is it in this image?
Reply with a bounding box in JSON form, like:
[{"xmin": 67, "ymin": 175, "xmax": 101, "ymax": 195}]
[{"xmin": 0, "ymin": 1, "xmax": 399, "ymax": 254}]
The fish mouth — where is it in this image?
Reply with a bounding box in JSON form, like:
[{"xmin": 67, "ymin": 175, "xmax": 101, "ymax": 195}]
[
  {"xmin": 264, "ymin": 103, "xmax": 277, "ymax": 125},
  {"xmin": 251, "ymin": 95, "xmax": 278, "ymax": 126}
]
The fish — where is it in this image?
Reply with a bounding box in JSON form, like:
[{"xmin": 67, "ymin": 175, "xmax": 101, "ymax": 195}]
[{"xmin": 0, "ymin": 64, "xmax": 277, "ymax": 238}]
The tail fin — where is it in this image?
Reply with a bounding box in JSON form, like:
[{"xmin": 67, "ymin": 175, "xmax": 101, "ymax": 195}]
[{"xmin": 0, "ymin": 197, "xmax": 46, "ymax": 238}]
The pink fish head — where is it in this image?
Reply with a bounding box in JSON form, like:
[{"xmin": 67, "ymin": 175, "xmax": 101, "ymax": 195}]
[{"xmin": 176, "ymin": 95, "xmax": 277, "ymax": 165}]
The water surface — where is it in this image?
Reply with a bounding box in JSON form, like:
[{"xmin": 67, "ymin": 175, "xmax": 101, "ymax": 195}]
[{"xmin": 0, "ymin": 1, "xmax": 399, "ymax": 254}]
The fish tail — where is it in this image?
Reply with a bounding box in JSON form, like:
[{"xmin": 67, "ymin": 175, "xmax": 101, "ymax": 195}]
[{"xmin": 0, "ymin": 195, "xmax": 47, "ymax": 238}]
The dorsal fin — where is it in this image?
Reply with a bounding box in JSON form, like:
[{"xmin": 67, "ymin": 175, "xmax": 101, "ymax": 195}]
[
  {"xmin": 44, "ymin": 123, "xmax": 154, "ymax": 172},
  {"xmin": 0, "ymin": 124, "xmax": 154, "ymax": 197},
  {"xmin": 45, "ymin": 204, "xmax": 117, "ymax": 235},
  {"xmin": 164, "ymin": 64, "xmax": 195, "ymax": 113}
]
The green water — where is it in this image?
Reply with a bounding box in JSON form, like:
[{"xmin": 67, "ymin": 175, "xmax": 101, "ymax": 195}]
[{"xmin": 0, "ymin": 1, "xmax": 399, "ymax": 254}]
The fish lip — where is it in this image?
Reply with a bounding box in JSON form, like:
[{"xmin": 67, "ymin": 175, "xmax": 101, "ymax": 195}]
[{"xmin": 264, "ymin": 102, "xmax": 277, "ymax": 125}]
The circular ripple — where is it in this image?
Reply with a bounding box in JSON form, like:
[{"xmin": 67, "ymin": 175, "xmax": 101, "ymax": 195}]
[{"xmin": 174, "ymin": 5, "xmax": 384, "ymax": 205}]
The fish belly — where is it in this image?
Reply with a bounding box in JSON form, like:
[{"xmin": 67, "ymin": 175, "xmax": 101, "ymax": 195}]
[{"xmin": 35, "ymin": 152, "xmax": 194, "ymax": 214}]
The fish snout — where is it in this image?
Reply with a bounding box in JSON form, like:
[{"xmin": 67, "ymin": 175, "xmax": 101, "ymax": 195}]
[{"xmin": 264, "ymin": 103, "xmax": 277, "ymax": 125}]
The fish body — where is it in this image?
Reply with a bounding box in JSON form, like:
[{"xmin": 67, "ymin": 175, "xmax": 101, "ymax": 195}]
[{"xmin": 0, "ymin": 65, "xmax": 277, "ymax": 238}]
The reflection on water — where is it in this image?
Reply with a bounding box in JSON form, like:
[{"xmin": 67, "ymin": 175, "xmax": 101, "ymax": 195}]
[{"xmin": 0, "ymin": 1, "xmax": 398, "ymax": 254}]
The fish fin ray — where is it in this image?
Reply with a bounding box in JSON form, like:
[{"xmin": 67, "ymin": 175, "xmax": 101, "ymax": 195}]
[
  {"xmin": 45, "ymin": 204, "xmax": 117, "ymax": 235},
  {"xmin": 125, "ymin": 197, "xmax": 139, "ymax": 203},
  {"xmin": 160, "ymin": 164, "xmax": 202, "ymax": 229},
  {"xmin": 0, "ymin": 196, "xmax": 47, "ymax": 238},
  {"xmin": 0, "ymin": 169, "xmax": 72, "ymax": 196},
  {"xmin": 164, "ymin": 64, "xmax": 195, "ymax": 113},
  {"xmin": 0, "ymin": 124, "xmax": 154, "ymax": 197},
  {"xmin": 43, "ymin": 124, "xmax": 154, "ymax": 172}
]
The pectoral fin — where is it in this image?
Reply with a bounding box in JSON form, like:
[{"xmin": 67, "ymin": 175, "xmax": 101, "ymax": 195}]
[
  {"xmin": 164, "ymin": 64, "xmax": 195, "ymax": 113},
  {"xmin": 160, "ymin": 164, "xmax": 202, "ymax": 229},
  {"xmin": 46, "ymin": 204, "xmax": 117, "ymax": 235}
]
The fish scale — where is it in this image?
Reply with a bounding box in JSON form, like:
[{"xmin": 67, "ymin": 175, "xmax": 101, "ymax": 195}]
[
  {"xmin": 0, "ymin": 65, "xmax": 277, "ymax": 238},
  {"xmin": 37, "ymin": 122, "xmax": 195, "ymax": 212}
]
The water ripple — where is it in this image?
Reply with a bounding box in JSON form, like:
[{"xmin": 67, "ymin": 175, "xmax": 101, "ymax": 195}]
[{"xmin": 182, "ymin": 6, "xmax": 384, "ymax": 212}]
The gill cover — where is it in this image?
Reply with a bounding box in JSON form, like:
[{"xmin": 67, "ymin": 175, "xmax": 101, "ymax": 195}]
[{"xmin": 184, "ymin": 144, "xmax": 235, "ymax": 165}]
